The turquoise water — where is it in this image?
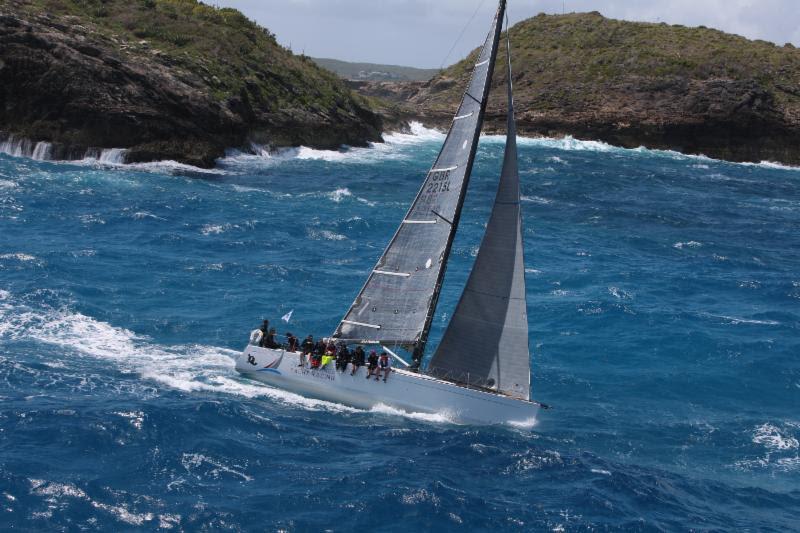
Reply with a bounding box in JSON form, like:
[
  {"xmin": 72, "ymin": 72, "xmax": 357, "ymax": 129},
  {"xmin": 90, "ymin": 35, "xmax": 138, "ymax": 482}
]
[{"xmin": 1, "ymin": 127, "xmax": 798, "ymax": 530}]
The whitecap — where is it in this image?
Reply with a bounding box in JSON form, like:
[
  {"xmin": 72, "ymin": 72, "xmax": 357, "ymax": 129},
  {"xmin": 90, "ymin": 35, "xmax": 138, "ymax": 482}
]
[
  {"xmin": 0, "ymin": 253, "xmax": 37, "ymax": 262},
  {"xmin": 328, "ymin": 187, "xmax": 352, "ymax": 202},
  {"xmin": 608, "ymin": 286, "xmax": 633, "ymax": 300},
  {"xmin": 703, "ymin": 313, "xmax": 780, "ymax": 326},
  {"xmin": 114, "ymin": 410, "xmax": 144, "ymax": 430},
  {"xmin": 590, "ymin": 468, "xmax": 612, "ymax": 476},
  {"xmin": 521, "ymin": 195, "xmax": 552, "ymax": 205},
  {"xmin": 752, "ymin": 423, "xmax": 799, "ymax": 451},
  {"xmin": 308, "ymin": 229, "xmax": 347, "ymax": 241},
  {"xmin": 201, "ymin": 223, "xmax": 234, "ymax": 236},
  {"xmin": 181, "ymin": 453, "xmax": 253, "ymax": 482},
  {"xmin": 673, "ymin": 241, "xmax": 702, "ymax": 249}
]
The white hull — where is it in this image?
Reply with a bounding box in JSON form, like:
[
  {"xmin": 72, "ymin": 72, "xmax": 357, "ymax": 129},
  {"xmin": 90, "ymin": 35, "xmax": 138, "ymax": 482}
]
[{"xmin": 235, "ymin": 346, "xmax": 539, "ymax": 426}]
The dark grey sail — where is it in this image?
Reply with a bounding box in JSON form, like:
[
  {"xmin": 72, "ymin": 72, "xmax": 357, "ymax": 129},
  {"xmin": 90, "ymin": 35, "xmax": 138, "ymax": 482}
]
[
  {"xmin": 427, "ymin": 25, "xmax": 531, "ymax": 401},
  {"xmin": 332, "ymin": 1, "xmax": 507, "ymax": 347}
]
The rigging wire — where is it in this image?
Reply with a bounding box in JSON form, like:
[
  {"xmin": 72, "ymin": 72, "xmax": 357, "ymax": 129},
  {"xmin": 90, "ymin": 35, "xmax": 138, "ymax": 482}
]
[{"xmin": 438, "ymin": 0, "xmax": 488, "ymax": 71}]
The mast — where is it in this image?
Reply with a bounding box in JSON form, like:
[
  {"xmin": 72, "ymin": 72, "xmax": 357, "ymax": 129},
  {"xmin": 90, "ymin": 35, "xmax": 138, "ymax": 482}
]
[
  {"xmin": 416, "ymin": 0, "xmax": 508, "ymax": 359},
  {"xmin": 332, "ymin": 0, "xmax": 507, "ymax": 353},
  {"xmin": 427, "ymin": 12, "xmax": 532, "ymax": 400}
]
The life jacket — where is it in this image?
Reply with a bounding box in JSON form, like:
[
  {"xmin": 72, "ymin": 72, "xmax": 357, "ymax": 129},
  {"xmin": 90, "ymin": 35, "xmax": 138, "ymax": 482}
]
[{"xmin": 249, "ymin": 329, "xmax": 263, "ymax": 346}]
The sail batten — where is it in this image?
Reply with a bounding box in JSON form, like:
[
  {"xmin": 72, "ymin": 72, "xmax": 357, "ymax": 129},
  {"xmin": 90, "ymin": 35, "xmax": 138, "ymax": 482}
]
[
  {"xmin": 428, "ymin": 16, "xmax": 532, "ymax": 401},
  {"xmin": 332, "ymin": 0, "xmax": 507, "ymax": 348}
]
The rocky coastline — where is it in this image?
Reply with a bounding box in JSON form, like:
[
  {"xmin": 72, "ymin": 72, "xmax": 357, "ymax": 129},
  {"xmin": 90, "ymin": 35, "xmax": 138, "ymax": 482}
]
[
  {"xmin": 0, "ymin": 1, "xmax": 384, "ymax": 168},
  {"xmin": 355, "ymin": 13, "xmax": 800, "ymax": 166},
  {"xmin": 3, "ymin": 5, "xmax": 800, "ymax": 168}
]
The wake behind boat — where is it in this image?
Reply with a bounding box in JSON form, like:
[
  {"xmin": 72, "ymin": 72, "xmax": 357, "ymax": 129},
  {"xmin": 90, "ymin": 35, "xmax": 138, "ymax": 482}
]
[{"xmin": 236, "ymin": 0, "xmax": 546, "ymax": 425}]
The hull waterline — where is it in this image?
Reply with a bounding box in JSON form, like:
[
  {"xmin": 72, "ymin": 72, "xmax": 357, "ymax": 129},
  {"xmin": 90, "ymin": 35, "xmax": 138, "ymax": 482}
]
[{"xmin": 235, "ymin": 346, "xmax": 539, "ymax": 426}]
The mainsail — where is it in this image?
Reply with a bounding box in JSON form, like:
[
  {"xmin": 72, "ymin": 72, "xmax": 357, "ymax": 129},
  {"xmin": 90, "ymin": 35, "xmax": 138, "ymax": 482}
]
[
  {"xmin": 332, "ymin": 1, "xmax": 507, "ymax": 348},
  {"xmin": 427, "ymin": 23, "xmax": 531, "ymax": 401}
]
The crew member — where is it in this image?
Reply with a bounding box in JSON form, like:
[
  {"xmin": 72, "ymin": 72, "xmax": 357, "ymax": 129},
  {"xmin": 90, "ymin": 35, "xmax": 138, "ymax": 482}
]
[
  {"xmin": 366, "ymin": 350, "xmax": 379, "ymax": 379},
  {"xmin": 378, "ymin": 352, "xmax": 392, "ymax": 383},
  {"xmin": 299, "ymin": 335, "xmax": 314, "ymax": 367},
  {"xmin": 257, "ymin": 319, "xmax": 270, "ymax": 348},
  {"xmin": 350, "ymin": 345, "xmax": 366, "ymax": 375}
]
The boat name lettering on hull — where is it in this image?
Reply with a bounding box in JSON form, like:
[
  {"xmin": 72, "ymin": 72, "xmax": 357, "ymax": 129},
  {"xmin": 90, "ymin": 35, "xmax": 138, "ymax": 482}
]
[{"xmin": 292, "ymin": 367, "xmax": 335, "ymax": 381}]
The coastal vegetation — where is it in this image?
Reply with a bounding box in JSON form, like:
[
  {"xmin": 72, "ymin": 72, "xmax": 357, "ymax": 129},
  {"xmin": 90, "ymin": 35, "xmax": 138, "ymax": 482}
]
[
  {"xmin": 399, "ymin": 12, "xmax": 800, "ymax": 165},
  {"xmin": 0, "ymin": 0, "xmax": 383, "ymax": 166}
]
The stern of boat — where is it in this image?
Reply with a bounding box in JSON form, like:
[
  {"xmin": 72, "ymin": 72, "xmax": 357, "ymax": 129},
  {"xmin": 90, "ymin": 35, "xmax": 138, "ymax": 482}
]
[{"xmin": 235, "ymin": 345, "xmax": 286, "ymax": 375}]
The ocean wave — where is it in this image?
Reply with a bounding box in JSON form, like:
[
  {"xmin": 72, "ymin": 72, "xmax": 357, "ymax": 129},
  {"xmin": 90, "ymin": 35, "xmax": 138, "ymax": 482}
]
[
  {"xmin": 369, "ymin": 403, "xmax": 456, "ymax": 424},
  {"xmin": 702, "ymin": 313, "xmax": 781, "ymax": 326},
  {"xmin": 752, "ymin": 423, "xmax": 799, "ymax": 452},
  {"xmin": 673, "ymin": 241, "xmax": 702, "ymax": 250},
  {"xmin": 200, "ymin": 223, "xmax": 234, "ymax": 236},
  {"xmin": 29, "ymin": 479, "xmax": 174, "ymax": 527},
  {"xmin": 293, "ymin": 187, "xmax": 376, "ymax": 207},
  {"xmin": 132, "ymin": 211, "xmax": 166, "ymax": 221},
  {"xmin": 308, "ymin": 228, "xmax": 347, "ymax": 241},
  {"xmin": 0, "ymin": 252, "xmax": 38, "ymax": 262},
  {"xmin": 220, "ymin": 122, "xmax": 442, "ymax": 169},
  {"xmin": 521, "ymin": 195, "xmax": 553, "ymax": 205}
]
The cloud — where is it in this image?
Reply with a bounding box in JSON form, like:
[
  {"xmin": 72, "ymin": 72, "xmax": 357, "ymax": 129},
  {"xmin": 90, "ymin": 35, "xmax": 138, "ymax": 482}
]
[{"xmin": 214, "ymin": 0, "xmax": 800, "ymax": 67}]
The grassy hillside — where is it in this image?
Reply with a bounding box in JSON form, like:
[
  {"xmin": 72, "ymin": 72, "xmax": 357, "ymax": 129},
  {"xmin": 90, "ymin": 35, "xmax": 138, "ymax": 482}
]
[
  {"xmin": 1, "ymin": 0, "xmax": 383, "ymax": 165},
  {"xmin": 406, "ymin": 12, "xmax": 800, "ymax": 163},
  {"xmin": 15, "ymin": 0, "xmax": 368, "ymax": 111},
  {"xmin": 313, "ymin": 57, "xmax": 438, "ymax": 82}
]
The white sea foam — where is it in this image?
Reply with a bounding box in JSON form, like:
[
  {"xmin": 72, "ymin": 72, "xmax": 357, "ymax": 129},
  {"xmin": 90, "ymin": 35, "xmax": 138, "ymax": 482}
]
[
  {"xmin": 328, "ymin": 187, "xmax": 353, "ymax": 202},
  {"xmin": 29, "ymin": 479, "xmax": 169, "ymax": 527},
  {"xmin": 673, "ymin": 241, "xmax": 702, "ymax": 250},
  {"xmin": 507, "ymin": 417, "xmax": 538, "ymax": 430},
  {"xmin": 0, "ymin": 253, "xmax": 38, "ymax": 262},
  {"xmin": 369, "ymin": 403, "xmax": 455, "ymax": 424},
  {"xmin": 590, "ymin": 468, "xmax": 612, "ymax": 476},
  {"xmin": 181, "ymin": 453, "xmax": 253, "ymax": 482},
  {"xmin": 200, "ymin": 223, "xmax": 233, "ymax": 236},
  {"xmin": 704, "ymin": 313, "xmax": 781, "ymax": 326},
  {"xmin": 220, "ymin": 122, "xmax": 443, "ymax": 169},
  {"xmin": 521, "ymin": 195, "xmax": 552, "ymax": 205},
  {"xmin": 753, "ymin": 423, "xmax": 799, "ymax": 451},
  {"xmin": 132, "ymin": 211, "xmax": 166, "ymax": 221},
  {"xmin": 0, "ymin": 179, "xmax": 18, "ymax": 189},
  {"xmin": 608, "ymin": 286, "xmax": 633, "ymax": 300},
  {"xmin": 308, "ymin": 229, "xmax": 347, "ymax": 241}
]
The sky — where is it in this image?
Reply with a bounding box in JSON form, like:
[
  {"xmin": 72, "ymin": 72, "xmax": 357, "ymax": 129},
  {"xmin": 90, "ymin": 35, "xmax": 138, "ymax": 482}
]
[{"xmin": 213, "ymin": 0, "xmax": 800, "ymax": 69}]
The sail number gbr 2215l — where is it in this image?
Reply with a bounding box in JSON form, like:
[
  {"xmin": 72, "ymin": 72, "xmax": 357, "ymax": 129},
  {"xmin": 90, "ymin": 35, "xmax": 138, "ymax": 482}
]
[{"xmin": 425, "ymin": 168, "xmax": 451, "ymax": 194}]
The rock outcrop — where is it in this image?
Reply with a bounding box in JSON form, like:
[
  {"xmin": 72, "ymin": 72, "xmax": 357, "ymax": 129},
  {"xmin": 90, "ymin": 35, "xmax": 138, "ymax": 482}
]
[
  {"xmin": 0, "ymin": 0, "xmax": 384, "ymax": 167},
  {"xmin": 364, "ymin": 12, "xmax": 800, "ymax": 165}
]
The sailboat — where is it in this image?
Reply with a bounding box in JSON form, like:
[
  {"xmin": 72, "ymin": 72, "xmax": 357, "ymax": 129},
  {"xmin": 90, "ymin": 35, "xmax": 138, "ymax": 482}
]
[{"xmin": 236, "ymin": 0, "xmax": 546, "ymax": 425}]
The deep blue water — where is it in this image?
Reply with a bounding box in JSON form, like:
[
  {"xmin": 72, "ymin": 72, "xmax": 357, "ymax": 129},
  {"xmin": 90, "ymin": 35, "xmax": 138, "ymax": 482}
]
[{"xmin": 1, "ymin": 127, "xmax": 798, "ymax": 530}]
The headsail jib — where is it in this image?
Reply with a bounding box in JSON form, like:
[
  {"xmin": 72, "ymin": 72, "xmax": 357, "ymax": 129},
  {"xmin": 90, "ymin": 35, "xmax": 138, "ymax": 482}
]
[
  {"xmin": 332, "ymin": 0, "xmax": 508, "ymax": 348},
  {"xmin": 428, "ymin": 9, "xmax": 532, "ymax": 401}
]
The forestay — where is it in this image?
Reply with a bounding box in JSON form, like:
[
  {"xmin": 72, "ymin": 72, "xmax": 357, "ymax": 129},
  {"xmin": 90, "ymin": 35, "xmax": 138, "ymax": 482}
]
[
  {"xmin": 332, "ymin": 1, "xmax": 507, "ymax": 347},
  {"xmin": 428, "ymin": 23, "xmax": 531, "ymax": 401}
]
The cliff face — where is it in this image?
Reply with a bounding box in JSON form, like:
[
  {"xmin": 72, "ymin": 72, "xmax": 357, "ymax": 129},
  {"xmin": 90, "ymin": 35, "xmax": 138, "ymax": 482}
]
[
  {"xmin": 0, "ymin": 0, "xmax": 384, "ymax": 167},
  {"xmin": 393, "ymin": 12, "xmax": 800, "ymax": 165}
]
